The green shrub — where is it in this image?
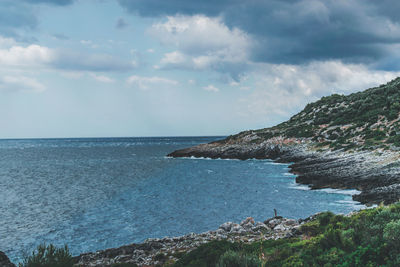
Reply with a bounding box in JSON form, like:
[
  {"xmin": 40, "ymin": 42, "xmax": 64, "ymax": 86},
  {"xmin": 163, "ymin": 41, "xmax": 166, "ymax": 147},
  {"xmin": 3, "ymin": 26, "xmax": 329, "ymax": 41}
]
[
  {"xmin": 19, "ymin": 244, "xmax": 73, "ymax": 267},
  {"xmin": 172, "ymin": 240, "xmax": 239, "ymax": 267},
  {"xmin": 317, "ymin": 211, "xmax": 335, "ymax": 226},
  {"xmin": 216, "ymin": 250, "xmax": 261, "ymax": 267},
  {"xmin": 383, "ymin": 219, "xmax": 400, "ymax": 252},
  {"xmin": 172, "ymin": 202, "xmax": 400, "ymax": 267},
  {"xmin": 300, "ymin": 220, "xmax": 321, "ymax": 236}
]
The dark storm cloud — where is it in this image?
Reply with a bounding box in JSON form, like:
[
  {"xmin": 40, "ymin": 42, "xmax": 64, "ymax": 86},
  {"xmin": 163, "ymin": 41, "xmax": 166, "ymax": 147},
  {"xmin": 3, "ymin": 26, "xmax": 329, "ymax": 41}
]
[
  {"xmin": 118, "ymin": 0, "xmax": 400, "ymax": 66},
  {"xmin": 0, "ymin": 1, "xmax": 38, "ymax": 38},
  {"xmin": 0, "ymin": 0, "xmax": 74, "ymax": 39},
  {"xmin": 118, "ymin": 0, "xmax": 241, "ymax": 17}
]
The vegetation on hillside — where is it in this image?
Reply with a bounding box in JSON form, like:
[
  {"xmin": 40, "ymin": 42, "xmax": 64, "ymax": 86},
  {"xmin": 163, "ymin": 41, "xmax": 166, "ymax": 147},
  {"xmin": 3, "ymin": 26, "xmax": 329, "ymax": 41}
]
[
  {"xmin": 17, "ymin": 244, "xmax": 139, "ymax": 267},
  {"xmin": 226, "ymin": 77, "xmax": 400, "ymax": 151},
  {"xmin": 170, "ymin": 203, "xmax": 400, "ymax": 267},
  {"xmin": 18, "ymin": 244, "xmax": 73, "ymax": 267}
]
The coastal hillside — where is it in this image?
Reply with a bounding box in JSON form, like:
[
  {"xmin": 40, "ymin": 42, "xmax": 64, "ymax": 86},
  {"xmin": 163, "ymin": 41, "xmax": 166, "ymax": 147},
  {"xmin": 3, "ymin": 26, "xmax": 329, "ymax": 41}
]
[
  {"xmin": 169, "ymin": 78, "xmax": 400, "ymax": 205},
  {"xmin": 226, "ymin": 77, "xmax": 400, "ymax": 151},
  {"xmin": 171, "ymin": 203, "xmax": 400, "ymax": 267}
]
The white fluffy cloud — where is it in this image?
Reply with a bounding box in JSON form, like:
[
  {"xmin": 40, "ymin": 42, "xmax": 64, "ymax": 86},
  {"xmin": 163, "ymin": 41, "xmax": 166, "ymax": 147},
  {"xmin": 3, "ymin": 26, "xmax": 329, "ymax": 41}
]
[
  {"xmin": 151, "ymin": 15, "xmax": 252, "ymax": 74},
  {"xmin": 90, "ymin": 74, "xmax": 115, "ymax": 83},
  {"xmin": 160, "ymin": 51, "xmax": 187, "ymax": 65},
  {"xmin": 0, "ymin": 37, "xmax": 134, "ymax": 72},
  {"xmin": 0, "ymin": 44, "xmax": 54, "ymax": 68},
  {"xmin": 237, "ymin": 61, "xmax": 400, "ymax": 121},
  {"xmin": 126, "ymin": 75, "xmax": 179, "ymax": 90},
  {"xmin": 0, "ymin": 75, "xmax": 46, "ymax": 92},
  {"xmin": 203, "ymin": 84, "xmax": 219, "ymax": 92},
  {"xmin": 0, "ymin": 36, "xmax": 16, "ymax": 47}
]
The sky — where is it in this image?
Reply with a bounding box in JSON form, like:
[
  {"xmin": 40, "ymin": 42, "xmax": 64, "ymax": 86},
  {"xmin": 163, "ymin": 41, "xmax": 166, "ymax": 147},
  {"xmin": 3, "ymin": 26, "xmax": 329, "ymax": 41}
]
[{"xmin": 2, "ymin": 0, "xmax": 400, "ymax": 138}]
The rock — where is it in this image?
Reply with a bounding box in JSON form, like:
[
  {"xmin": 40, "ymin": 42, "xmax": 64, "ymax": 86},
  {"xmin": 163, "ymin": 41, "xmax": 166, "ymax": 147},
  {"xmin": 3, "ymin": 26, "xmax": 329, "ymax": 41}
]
[
  {"xmin": 240, "ymin": 217, "xmax": 255, "ymax": 226},
  {"xmin": 252, "ymin": 222, "xmax": 270, "ymax": 232},
  {"xmin": 215, "ymin": 229, "xmax": 226, "ymax": 235},
  {"xmin": 0, "ymin": 251, "xmax": 16, "ymax": 267},
  {"xmin": 219, "ymin": 222, "xmax": 234, "ymax": 232},
  {"xmin": 283, "ymin": 219, "xmax": 297, "ymax": 226},
  {"xmin": 230, "ymin": 224, "xmax": 245, "ymax": 233},
  {"xmin": 266, "ymin": 218, "xmax": 282, "ymax": 228},
  {"xmin": 73, "ymin": 215, "xmax": 310, "ymax": 266},
  {"xmin": 274, "ymin": 224, "xmax": 286, "ymax": 231},
  {"xmin": 167, "ymin": 135, "xmax": 400, "ymax": 206},
  {"xmin": 291, "ymin": 225, "xmax": 302, "ymax": 235},
  {"xmin": 242, "ymin": 222, "xmax": 254, "ymax": 230}
]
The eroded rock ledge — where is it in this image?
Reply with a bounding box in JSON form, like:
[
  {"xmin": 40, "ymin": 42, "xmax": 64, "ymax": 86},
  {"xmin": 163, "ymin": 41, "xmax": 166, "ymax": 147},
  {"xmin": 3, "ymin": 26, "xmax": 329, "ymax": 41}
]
[
  {"xmin": 0, "ymin": 251, "xmax": 16, "ymax": 267},
  {"xmin": 74, "ymin": 216, "xmax": 305, "ymax": 267},
  {"xmin": 167, "ymin": 138, "xmax": 400, "ymax": 205}
]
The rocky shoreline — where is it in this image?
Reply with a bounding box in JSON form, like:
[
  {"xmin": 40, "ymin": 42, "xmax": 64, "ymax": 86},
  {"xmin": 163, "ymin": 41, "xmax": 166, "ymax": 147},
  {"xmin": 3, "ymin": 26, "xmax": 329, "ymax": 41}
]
[
  {"xmin": 0, "ymin": 215, "xmax": 315, "ymax": 267},
  {"xmin": 5, "ymin": 137, "xmax": 399, "ymax": 267},
  {"xmin": 167, "ymin": 136, "xmax": 400, "ymax": 205},
  {"xmin": 73, "ymin": 215, "xmax": 305, "ymax": 267},
  {"xmin": 0, "ymin": 252, "xmax": 15, "ymax": 267}
]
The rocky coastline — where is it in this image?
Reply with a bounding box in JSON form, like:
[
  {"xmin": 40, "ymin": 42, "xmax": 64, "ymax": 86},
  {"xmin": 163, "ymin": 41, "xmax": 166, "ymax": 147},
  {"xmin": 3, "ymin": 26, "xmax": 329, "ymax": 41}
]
[
  {"xmin": 167, "ymin": 136, "xmax": 400, "ymax": 205},
  {"xmin": 1, "ymin": 214, "xmax": 315, "ymax": 267},
  {"xmin": 7, "ymin": 136, "xmax": 400, "ymax": 266},
  {"xmin": 0, "ymin": 252, "xmax": 15, "ymax": 267},
  {"xmin": 69, "ymin": 137, "xmax": 400, "ymax": 266},
  {"xmin": 73, "ymin": 215, "xmax": 305, "ymax": 267}
]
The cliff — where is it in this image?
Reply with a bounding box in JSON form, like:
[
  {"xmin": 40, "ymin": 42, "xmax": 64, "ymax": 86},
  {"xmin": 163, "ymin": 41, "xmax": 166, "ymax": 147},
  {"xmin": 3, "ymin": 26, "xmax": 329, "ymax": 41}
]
[{"xmin": 169, "ymin": 78, "xmax": 400, "ymax": 205}]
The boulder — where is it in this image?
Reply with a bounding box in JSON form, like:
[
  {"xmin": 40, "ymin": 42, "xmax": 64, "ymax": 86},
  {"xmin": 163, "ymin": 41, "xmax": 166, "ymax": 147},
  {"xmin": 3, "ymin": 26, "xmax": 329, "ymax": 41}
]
[
  {"xmin": 219, "ymin": 222, "xmax": 234, "ymax": 232},
  {"xmin": 273, "ymin": 224, "xmax": 286, "ymax": 231},
  {"xmin": 266, "ymin": 218, "xmax": 282, "ymax": 228},
  {"xmin": 230, "ymin": 224, "xmax": 245, "ymax": 233},
  {"xmin": 240, "ymin": 217, "xmax": 255, "ymax": 226},
  {"xmin": 283, "ymin": 219, "xmax": 297, "ymax": 226},
  {"xmin": 0, "ymin": 251, "xmax": 15, "ymax": 267},
  {"xmin": 252, "ymin": 222, "xmax": 270, "ymax": 232}
]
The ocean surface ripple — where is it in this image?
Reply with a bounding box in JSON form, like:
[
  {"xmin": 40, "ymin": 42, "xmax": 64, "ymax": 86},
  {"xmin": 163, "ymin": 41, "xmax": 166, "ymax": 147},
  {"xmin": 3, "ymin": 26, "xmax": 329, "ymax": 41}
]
[{"xmin": 0, "ymin": 137, "xmax": 363, "ymax": 262}]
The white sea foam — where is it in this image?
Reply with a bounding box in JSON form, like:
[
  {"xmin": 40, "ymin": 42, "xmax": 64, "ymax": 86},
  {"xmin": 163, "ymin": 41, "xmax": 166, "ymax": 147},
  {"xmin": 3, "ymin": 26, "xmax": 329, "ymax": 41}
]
[
  {"xmin": 179, "ymin": 156, "xmax": 241, "ymax": 161},
  {"xmin": 289, "ymin": 184, "xmax": 311, "ymax": 190},
  {"xmin": 289, "ymin": 182, "xmax": 361, "ymax": 196},
  {"xmin": 283, "ymin": 172, "xmax": 295, "ymax": 176},
  {"xmin": 335, "ymin": 200, "xmax": 360, "ymax": 204},
  {"xmin": 318, "ymin": 188, "xmax": 361, "ymax": 195}
]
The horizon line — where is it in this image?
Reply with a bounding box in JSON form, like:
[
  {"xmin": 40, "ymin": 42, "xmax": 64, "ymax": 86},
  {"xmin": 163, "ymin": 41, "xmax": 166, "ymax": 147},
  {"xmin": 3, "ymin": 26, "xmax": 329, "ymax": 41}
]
[{"xmin": 0, "ymin": 135, "xmax": 229, "ymax": 141}]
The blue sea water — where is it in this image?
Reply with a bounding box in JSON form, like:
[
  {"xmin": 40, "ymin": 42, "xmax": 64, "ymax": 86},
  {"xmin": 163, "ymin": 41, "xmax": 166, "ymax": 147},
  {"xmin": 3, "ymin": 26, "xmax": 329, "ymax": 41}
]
[{"xmin": 0, "ymin": 137, "xmax": 364, "ymax": 263}]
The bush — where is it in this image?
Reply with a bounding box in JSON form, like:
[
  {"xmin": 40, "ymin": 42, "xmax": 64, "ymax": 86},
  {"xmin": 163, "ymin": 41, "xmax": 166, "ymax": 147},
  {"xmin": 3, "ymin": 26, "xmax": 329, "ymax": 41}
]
[
  {"xmin": 216, "ymin": 250, "xmax": 261, "ymax": 267},
  {"xmin": 317, "ymin": 211, "xmax": 335, "ymax": 226},
  {"xmin": 172, "ymin": 202, "xmax": 400, "ymax": 267},
  {"xmin": 19, "ymin": 244, "xmax": 73, "ymax": 267},
  {"xmin": 172, "ymin": 240, "xmax": 239, "ymax": 267},
  {"xmin": 383, "ymin": 219, "xmax": 400, "ymax": 252}
]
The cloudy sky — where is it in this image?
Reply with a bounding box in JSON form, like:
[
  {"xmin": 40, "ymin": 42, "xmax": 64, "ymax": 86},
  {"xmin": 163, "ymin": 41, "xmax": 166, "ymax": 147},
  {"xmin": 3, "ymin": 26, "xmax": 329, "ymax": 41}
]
[{"xmin": 2, "ymin": 0, "xmax": 400, "ymax": 138}]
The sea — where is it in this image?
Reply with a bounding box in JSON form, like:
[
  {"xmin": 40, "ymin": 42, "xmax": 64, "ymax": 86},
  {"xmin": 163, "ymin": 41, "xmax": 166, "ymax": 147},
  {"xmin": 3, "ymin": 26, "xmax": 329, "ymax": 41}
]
[{"xmin": 0, "ymin": 137, "xmax": 364, "ymax": 263}]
